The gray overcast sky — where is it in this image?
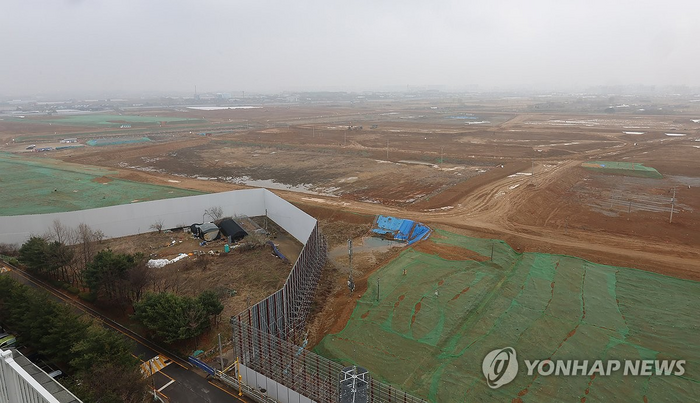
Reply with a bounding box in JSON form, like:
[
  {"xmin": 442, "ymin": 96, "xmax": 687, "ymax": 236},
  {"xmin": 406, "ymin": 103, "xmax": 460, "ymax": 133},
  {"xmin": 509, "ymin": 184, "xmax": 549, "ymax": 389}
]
[{"xmin": 1, "ymin": 0, "xmax": 699, "ymax": 96}]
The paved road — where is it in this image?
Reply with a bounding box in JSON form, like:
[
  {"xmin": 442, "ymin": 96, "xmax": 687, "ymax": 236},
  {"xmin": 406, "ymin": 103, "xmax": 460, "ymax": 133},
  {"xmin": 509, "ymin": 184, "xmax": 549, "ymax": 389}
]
[{"xmin": 5, "ymin": 266, "xmax": 250, "ymax": 403}]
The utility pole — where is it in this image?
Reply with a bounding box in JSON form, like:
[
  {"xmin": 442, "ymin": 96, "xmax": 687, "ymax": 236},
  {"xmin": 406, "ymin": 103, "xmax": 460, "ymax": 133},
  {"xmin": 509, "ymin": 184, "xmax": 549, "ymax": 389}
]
[
  {"xmin": 149, "ymin": 360, "xmax": 156, "ymax": 400},
  {"xmin": 347, "ymin": 239, "xmax": 355, "ymax": 294},
  {"xmin": 376, "ymin": 278, "xmax": 380, "ymax": 301},
  {"xmin": 218, "ymin": 333, "xmax": 224, "ymax": 372},
  {"xmin": 491, "ymin": 243, "xmax": 494, "ymax": 261},
  {"xmin": 236, "ymin": 357, "xmax": 243, "ymax": 396},
  {"xmin": 386, "ymin": 140, "xmax": 389, "ymax": 160},
  {"xmin": 670, "ymin": 188, "xmax": 676, "ymax": 223}
]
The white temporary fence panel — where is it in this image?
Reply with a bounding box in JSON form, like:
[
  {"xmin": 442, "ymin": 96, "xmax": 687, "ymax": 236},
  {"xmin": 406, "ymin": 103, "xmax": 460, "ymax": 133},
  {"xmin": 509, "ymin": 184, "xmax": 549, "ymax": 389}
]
[
  {"xmin": 0, "ymin": 189, "xmax": 315, "ymax": 246},
  {"xmin": 263, "ymin": 191, "xmax": 317, "ymax": 244},
  {"xmin": 240, "ymin": 364, "xmax": 315, "ymax": 403}
]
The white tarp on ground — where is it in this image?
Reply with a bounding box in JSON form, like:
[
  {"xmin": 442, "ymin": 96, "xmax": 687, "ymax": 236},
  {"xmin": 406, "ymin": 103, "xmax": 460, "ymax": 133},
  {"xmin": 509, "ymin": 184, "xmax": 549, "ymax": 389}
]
[
  {"xmin": 146, "ymin": 253, "xmax": 188, "ymax": 268},
  {"xmin": 0, "ymin": 189, "xmax": 317, "ymax": 246}
]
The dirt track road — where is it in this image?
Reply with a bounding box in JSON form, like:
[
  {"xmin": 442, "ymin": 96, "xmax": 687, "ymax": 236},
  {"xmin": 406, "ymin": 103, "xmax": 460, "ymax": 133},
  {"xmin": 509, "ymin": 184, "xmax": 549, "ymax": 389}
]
[
  {"xmin": 276, "ymin": 158, "xmax": 700, "ymax": 280},
  {"xmin": 103, "ymin": 150, "xmax": 698, "ymax": 280}
]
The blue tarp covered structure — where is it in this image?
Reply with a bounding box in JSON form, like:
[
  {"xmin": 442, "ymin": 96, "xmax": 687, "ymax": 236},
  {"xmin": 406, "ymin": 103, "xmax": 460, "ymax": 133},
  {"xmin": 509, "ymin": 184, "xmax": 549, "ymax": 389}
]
[{"xmin": 371, "ymin": 215, "xmax": 431, "ymax": 245}]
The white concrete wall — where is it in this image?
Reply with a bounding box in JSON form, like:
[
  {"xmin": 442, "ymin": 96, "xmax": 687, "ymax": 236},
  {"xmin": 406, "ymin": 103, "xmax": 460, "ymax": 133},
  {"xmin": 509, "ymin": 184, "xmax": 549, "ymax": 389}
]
[
  {"xmin": 0, "ymin": 189, "xmax": 314, "ymax": 246},
  {"xmin": 240, "ymin": 364, "xmax": 315, "ymax": 403},
  {"xmin": 263, "ymin": 191, "xmax": 316, "ymax": 245}
]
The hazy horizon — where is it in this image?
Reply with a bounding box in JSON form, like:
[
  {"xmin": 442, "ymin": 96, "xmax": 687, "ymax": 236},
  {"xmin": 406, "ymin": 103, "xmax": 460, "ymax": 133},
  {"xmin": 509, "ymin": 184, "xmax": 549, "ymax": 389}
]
[{"xmin": 2, "ymin": 0, "xmax": 699, "ymax": 98}]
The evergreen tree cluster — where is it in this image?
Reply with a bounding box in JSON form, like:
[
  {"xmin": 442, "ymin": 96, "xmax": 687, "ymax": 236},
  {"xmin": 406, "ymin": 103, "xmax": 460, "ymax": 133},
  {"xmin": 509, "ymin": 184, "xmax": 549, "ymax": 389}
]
[{"xmin": 0, "ymin": 276, "xmax": 147, "ymax": 403}]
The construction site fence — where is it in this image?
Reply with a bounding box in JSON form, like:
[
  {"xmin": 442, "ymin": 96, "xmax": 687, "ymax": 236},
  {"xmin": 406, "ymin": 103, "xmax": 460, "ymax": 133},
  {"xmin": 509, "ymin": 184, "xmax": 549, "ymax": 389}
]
[
  {"xmin": 216, "ymin": 370, "xmax": 278, "ymax": 403},
  {"xmin": 231, "ymin": 320, "xmax": 427, "ymax": 403},
  {"xmin": 0, "ymin": 188, "xmax": 317, "ymax": 246},
  {"xmin": 233, "ymin": 223, "xmax": 327, "ymax": 342}
]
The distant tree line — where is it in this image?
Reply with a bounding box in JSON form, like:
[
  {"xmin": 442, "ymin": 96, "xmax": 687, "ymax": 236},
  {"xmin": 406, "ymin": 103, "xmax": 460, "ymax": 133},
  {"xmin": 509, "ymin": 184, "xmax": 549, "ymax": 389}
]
[{"xmin": 0, "ymin": 275, "xmax": 147, "ymax": 403}]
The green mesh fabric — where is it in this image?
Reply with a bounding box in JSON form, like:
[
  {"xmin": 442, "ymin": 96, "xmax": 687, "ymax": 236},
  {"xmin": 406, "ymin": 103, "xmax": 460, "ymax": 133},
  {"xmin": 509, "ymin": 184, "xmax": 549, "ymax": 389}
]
[
  {"xmin": 0, "ymin": 152, "xmax": 203, "ymax": 215},
  {"xmin": 7, "ymin": 114, "xmax": 201, "ymax": 126},
  {"xmin": 581, "ymin": 161, "xmax": 663, "ymax": 179},
  {"xmin": 315, "ymin": 229, "xmax": 699, "ymax": 402}
]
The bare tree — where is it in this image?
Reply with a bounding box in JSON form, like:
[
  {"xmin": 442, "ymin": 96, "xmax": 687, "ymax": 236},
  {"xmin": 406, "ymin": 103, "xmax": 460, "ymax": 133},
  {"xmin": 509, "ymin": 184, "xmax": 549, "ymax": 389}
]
[
  {"xmin": 125, "ymin": 259, "xmax": 149, "ymax": 304},
  {"xmin": 149, "ymin": 219, "xmax": 164, "ymax": 234},
  {"xmin": 76, "ymin": 223, "xmax": 103, "ymax": 266},
  {"xmin": 46, "ymin": 219, "xmax": 74, "ymax": 244},
  {"xmin": 0, "ymin": 243, "xmax": 18, "ymax": 256},
  {"xmin": 205, "ymin": 206, "xmax": 224, "ymax": 221},
  {"xmin": 70, "ymin": 223, "xmax": 105, "ymax": 286},
  {"xmin": 148, "ymin": 267, "xmax": 181, "ymax": 294}
]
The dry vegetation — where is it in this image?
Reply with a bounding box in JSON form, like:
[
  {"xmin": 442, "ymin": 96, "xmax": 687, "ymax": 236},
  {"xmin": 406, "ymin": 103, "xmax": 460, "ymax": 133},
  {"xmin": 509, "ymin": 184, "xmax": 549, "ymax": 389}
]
[{"xmin": 101, "ymin": 227, "xmax": 295, "ymax": 327}]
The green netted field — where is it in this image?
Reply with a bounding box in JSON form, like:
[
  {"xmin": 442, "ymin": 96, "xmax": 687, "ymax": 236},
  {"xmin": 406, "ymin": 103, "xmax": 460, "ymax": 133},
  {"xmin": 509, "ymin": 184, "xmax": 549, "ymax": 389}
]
[
  {"xmin": 315, "ymin": 229, "xmax": 699, "ymax": 402},
  {"xmin": 0, "ymin": 153, "xmax": 203, "ymax": 215},
  {"xmin": 86, "ymin": 137, "xmax": 151, "ymax": 146},
  {"xmin": 582, "ymin": 161, "xmax": 663, "ymax": 179},
  {"xmin": 6, "ymin": 114, "xmax": 203, "ymax": 127}
]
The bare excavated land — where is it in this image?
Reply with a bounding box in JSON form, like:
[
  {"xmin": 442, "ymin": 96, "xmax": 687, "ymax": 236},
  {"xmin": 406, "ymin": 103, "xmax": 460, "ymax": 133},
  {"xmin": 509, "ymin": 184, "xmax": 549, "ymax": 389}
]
[
  {"xmin": 3, "ymin": 96, "xmax": 700, "ymax": 400},
  {"xmin": 3, "ymin": 98, "xmax": 698, "ymax": 281}
]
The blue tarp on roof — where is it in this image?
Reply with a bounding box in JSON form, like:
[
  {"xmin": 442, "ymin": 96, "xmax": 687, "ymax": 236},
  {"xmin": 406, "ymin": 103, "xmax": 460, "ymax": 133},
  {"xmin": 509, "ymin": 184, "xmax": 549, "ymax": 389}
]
[
  {"xmin": 374, "ymin": 215, "xmax": 404, "ymax": 232},
  {"xmin": 408, "ymin": 223, "xmax": 431, "ymax": 245},
  {"xmin": 371, "ymin": 215, "xmax": 431, "ymax": 245}
]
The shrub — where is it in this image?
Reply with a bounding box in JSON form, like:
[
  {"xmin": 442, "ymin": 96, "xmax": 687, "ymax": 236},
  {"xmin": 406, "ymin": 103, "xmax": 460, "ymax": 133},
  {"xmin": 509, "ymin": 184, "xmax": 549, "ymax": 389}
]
[
  {"xmin": 0, "ymin": 243, "xmax": 19, "ymax": 256},
  {"xmin": 78, "ymin": 292, "xmax": 97, "ymax": 303}
]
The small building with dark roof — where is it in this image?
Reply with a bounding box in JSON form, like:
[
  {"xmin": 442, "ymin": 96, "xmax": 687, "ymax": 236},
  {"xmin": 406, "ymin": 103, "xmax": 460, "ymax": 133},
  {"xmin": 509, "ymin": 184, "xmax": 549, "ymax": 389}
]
[
  {"xmin": 218, "ymin": 218, "xmax": 248, "ymax": 243},
  {"xmin": 190, "ymin": 222, "xmax": 220, "ymax": 241}
]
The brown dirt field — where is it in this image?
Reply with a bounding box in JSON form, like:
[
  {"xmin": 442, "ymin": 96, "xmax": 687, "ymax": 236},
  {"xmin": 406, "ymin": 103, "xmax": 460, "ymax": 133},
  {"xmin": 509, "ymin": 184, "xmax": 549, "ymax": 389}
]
[
  {"xmin": 410, "ymin": 161, "xmax": 530, "ymax": 210},
  {"xmin": 0, "ymin": 120, "xmax": 89, "ymax": 139},
  {"xmin": 101, "ymin": 228, "xmax": 298, "ymax": 323},
  {"xmin": 412, "ymin": 240, "xmax": 489, "ymax": 261},
  {"xmin": 91, "ymin": 176, "xmax": 113, "ymax": 184},
  {"xmin": 3, "ymin": 101, "xmax": 700, "ymax": 343},
  {"xmin": 307, "ymin": 244, "xmax": 404, "ymax": 347},
  {"xmin": 319, "ymin": 220, "xmax": 372, "ymax": 248},
  {"xmin": 19, "ymin": 104, "xmax": 693, "ymax": 283},
  {"xmin": 293, "ymin": 202, "xmax": 375, "ymax": 225}
]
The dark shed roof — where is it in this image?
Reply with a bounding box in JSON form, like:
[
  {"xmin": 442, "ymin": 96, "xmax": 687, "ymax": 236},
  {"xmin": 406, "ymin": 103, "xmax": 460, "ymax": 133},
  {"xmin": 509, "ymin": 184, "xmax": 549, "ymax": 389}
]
[{"xmin": 219, "ymin": 218, "xmax": 248, "ymax": 241}]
